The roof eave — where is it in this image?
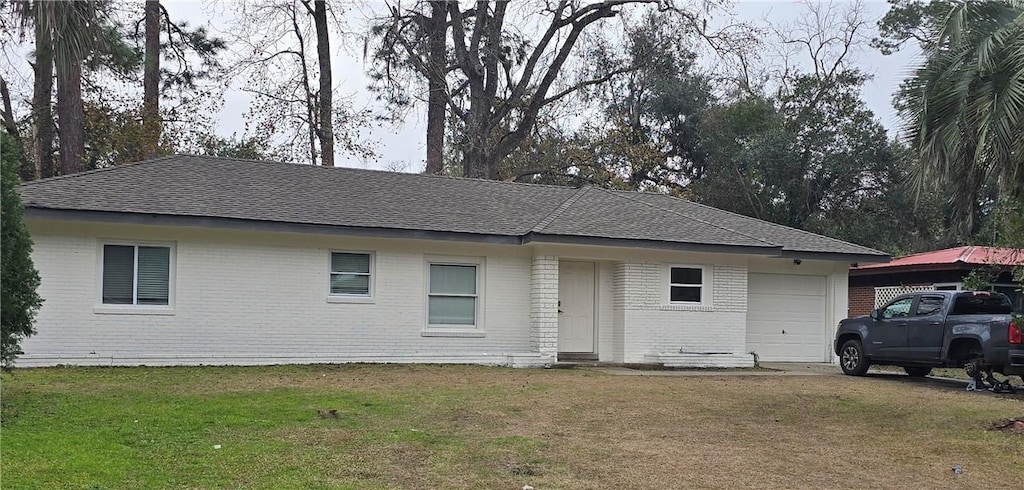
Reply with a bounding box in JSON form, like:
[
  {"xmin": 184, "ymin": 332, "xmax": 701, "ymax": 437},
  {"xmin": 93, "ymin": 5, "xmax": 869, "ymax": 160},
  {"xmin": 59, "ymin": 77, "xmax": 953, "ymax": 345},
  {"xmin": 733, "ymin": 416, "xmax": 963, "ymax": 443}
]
[
  {"xmin": 23, "ymin": 208, "xmax": 525, "ymax": 245},
  {"xmin": 25, "ymin": 207, "xmax": 890, "ymax": 260},
  {"xmin": 779, "ymin": 249, "xmax": 890, "ymax": 264},
  {"xmin": 523, "ymin": 232, "xmax": 784, "ymax": 256},
  {"xmin": 850, "ymin": 261, "xmax": 1017, "ymax": 276}
]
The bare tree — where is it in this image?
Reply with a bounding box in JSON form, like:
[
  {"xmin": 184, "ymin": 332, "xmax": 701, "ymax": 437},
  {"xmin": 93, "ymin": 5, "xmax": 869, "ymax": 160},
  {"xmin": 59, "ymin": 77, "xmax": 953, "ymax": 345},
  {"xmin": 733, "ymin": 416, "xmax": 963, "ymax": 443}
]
[
  {"xmin": 424, "ymin": 0, "xmax": 447, "ymax": 174},
  {"xmin": 370, "ymin": 1, "xmax": 750, "ymax": 179},
  {"xmin": 227, "ymin": 0, "xmax": 369, "ymax": 165},
  {"xmin": 135, "ymin": 0, "xmax": 226, "ymax": 161},
  {"xmin": 768, "ymin": 0, "xmax": 869, "ymax": 102},
  {"xmin": 305, "ymin": 0, "xmax": 334, "ymax": 167},
  {"xmin": 367, "ymin": 0, "xmax": 451, "ymax": 174}
]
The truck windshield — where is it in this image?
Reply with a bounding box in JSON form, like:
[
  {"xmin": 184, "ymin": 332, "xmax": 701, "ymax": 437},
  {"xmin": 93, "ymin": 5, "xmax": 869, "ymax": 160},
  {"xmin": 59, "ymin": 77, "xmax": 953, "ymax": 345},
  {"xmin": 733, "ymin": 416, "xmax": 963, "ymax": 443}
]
[{"xmin": 951, "ymin": 294, "xmax": 1013, "ymax": 315}]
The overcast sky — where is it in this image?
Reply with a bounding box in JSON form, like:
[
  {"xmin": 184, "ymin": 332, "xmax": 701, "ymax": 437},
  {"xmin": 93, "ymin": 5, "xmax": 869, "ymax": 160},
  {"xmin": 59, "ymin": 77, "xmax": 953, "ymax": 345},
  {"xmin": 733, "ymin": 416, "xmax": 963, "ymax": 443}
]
[{"xmin": 4, "ymin": 1, "xmax": 920, "ymax": 172}]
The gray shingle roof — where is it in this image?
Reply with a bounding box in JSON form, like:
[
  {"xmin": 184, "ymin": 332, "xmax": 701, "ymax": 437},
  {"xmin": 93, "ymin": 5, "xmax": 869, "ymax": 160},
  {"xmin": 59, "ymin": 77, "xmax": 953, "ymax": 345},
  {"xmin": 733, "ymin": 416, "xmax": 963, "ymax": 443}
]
[{"xmin": 18, "ymin": 155, "xmax": 887, "ymax": 260}]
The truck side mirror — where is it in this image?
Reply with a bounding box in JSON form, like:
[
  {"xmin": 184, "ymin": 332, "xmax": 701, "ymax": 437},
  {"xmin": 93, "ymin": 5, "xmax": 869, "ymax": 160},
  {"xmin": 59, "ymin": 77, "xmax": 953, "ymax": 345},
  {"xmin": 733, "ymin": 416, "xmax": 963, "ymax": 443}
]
[{"xmin": 869, "ymin": 309, "xmax": 880, "ymax": 321}]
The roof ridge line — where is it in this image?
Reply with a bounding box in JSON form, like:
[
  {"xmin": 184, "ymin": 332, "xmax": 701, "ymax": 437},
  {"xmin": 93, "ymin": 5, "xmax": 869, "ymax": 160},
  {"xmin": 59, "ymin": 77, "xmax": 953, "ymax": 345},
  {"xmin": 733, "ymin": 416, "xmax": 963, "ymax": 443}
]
[
  {"xmin": 530, "ymin": 186, "xmax": 591, "ymax": 233},
  {"xmin": 593, "ymin": 188, "xmax": 779, "ymax": 248},
  {"xmin": 626, "ymin": 190, "xmax": 886, "ymax": 255},
  {"xmin": 959, "ymin": 246, "xmax": 975, "ymax": 262},
  {"xmin": 169, "ymin": 153, "xmax": 586, "ymax": 191},
  {"xmin": 18, "ymin": 155, "xmax": 179, "ymax": 186}
]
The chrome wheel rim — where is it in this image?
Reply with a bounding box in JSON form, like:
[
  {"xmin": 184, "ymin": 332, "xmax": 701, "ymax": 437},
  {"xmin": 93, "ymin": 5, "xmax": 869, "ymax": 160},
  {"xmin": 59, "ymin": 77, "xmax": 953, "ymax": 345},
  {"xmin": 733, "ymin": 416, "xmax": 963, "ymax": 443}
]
[{"xmin": 842, "ymin": 346, "xmax": 859, "ymax": 371}]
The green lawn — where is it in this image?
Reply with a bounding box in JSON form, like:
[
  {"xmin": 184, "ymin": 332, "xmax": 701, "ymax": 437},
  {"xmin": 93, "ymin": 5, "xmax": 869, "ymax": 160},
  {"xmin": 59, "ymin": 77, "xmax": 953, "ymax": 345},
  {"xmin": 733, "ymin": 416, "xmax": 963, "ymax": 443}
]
[{"xmin": 2, "ymin": 364, "xmax": 1022, "ymax": 489}]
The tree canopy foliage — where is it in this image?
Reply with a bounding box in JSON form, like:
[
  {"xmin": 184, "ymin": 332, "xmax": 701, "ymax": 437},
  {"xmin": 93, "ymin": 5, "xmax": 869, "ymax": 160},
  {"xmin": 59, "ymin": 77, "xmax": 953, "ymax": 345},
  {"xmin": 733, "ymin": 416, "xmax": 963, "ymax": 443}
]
[
  {"xmin": 901, "ymin": 0, "xmax": 1024, "ymax": 228},
  {"xmin": 4, "ymin": 0, "xmax": 1018, "ymax": 256}
]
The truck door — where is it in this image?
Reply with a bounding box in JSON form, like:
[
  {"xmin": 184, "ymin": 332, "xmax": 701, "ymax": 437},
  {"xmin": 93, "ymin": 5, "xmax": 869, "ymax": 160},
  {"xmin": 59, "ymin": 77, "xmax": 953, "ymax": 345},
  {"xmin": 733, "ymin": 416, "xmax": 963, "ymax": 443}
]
[
  {"xmin": 905, "ymin": 295, "xmax": 946, "ymax": 361},
  {"xmin": 869, "ymin": 297, "xmax": 913, "ymax": 359}
]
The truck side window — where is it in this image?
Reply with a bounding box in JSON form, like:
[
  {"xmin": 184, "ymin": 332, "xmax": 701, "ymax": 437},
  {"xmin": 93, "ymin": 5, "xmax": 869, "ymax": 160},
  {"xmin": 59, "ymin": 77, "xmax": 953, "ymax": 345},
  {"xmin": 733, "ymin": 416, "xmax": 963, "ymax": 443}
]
[
  {"xmin": 882, "ymin": 297, "xmax": 913, "ymax": 319},
  {"xmin": 951, "ymin": 294, "xmax": 1013, "ymax": 315},
  {"xmin": 916, "ymin": 296, "xmax": 945, "ymax": 316}
]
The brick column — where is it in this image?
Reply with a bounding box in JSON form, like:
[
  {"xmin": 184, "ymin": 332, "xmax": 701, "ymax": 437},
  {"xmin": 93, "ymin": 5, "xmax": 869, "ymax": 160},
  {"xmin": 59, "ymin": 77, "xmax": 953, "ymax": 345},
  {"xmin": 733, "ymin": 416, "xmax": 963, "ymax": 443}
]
[{"xmin": 530, "ymin": 255, "xmax": 559, "ymax": 358}]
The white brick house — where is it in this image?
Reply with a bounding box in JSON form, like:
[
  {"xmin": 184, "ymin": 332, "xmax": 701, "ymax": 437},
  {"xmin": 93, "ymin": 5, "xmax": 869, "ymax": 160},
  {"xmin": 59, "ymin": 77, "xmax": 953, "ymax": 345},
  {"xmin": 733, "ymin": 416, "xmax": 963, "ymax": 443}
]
[{"xmin": 16, "ymin": 156, "xmax": 888, "ymax": 368}]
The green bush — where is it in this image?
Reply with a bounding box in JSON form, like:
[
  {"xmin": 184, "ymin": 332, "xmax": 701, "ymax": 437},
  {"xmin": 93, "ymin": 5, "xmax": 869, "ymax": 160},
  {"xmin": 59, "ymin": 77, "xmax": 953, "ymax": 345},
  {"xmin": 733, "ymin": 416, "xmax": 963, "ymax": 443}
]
[{"xmin": 1, "ymin": 134, "xmax": 42, "ymax": 368}]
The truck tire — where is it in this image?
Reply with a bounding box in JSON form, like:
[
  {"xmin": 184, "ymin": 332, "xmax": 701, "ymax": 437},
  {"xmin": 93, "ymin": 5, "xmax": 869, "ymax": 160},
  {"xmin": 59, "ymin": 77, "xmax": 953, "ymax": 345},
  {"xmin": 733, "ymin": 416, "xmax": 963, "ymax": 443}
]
[
  {"xmin": 840, "ymin": 339, "xmax": 870, "ymax": 376},
  {"xmin": 903, "ymin": 366, "xmax": 932, "ymax": 377}
]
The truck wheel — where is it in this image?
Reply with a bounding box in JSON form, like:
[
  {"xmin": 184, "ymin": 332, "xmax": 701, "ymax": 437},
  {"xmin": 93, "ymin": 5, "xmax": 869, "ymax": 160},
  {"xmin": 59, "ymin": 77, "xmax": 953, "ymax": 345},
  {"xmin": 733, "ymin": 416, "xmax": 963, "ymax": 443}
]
[
  {"xmin": 904, "ymin": 366, "xmax": 932, "ymax": 377},
  {"xmin": 840, "ymin": 339, "xmax": 870, "ymax": 376}
]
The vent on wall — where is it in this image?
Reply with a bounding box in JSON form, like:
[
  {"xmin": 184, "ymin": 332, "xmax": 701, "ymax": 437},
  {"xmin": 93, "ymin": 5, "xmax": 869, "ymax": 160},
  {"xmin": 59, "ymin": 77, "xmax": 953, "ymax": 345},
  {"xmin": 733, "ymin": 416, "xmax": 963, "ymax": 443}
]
[{"xmin": 874, "ymin": 285, "xmax": 936, "ymax": 308}]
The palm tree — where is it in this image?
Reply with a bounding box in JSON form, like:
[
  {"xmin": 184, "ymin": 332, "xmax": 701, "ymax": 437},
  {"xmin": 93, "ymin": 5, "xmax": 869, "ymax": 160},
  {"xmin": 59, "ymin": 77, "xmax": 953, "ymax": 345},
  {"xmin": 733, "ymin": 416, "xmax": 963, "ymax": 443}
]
[
  {"xmin": 10, "ymin": 0, "xmax": 55, "ymax": 180},
  {"xmin": 42, "ymin": 0, "xmax": 106, "ymax": 176},
  {"xmin": 904, "ymin": 0, "xmax": 1024, "ymax": 225},
  {"xmin": 13, "ymin": 1, "xmax": 108, "ymax": 177}
]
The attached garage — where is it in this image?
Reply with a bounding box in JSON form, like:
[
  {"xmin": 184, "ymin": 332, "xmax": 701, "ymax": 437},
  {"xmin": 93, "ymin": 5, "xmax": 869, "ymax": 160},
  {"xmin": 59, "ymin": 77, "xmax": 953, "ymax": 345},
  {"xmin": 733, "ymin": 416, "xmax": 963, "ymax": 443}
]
[{"xmin": 746, "ymin": 273, "xmax": 829, "ymax": 362}]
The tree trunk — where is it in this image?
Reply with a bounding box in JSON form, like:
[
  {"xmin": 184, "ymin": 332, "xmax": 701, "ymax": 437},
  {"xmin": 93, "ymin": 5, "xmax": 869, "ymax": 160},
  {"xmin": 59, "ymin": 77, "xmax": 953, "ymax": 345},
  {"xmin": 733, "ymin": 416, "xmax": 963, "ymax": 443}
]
[
  {"xmin": 1, "ymin": 75, "xmax": 34, "ymax": 181},
  {"xmin": 1, "ymin": 76, "xmax": 18, "ymax": 139},
  {"xmin": 142, "ymin": 0, "xmax": 161, "ymax": 158},
  {"xmin": 462, "ymin": 107, "xmax": 488, "ymax": 179},
  {"xmin": 55, "ymin": 51, "xmax": 84, "ymax": 176},
  {"xmin": 31, "ymin": 13, "xmax": 54, "ymax": 179},
  {"xmin": 424, "ymin": 0, "xmax": 447, "ymax": 174},
  {"xmin": 463, "ymin": 145, "xmax": 485, "ymax": 179},
  {"xmin": 311, "ymin": 0, "xmax": 334, "ymax": 167}
]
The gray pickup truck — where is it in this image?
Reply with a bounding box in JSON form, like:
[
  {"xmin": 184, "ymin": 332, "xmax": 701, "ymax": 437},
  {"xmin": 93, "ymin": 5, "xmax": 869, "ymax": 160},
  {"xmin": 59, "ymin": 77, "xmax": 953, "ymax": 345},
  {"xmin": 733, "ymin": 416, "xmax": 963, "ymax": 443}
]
[{"xmin": 834, "ymin": 291, "xmax": 1023, "ymax": 386}]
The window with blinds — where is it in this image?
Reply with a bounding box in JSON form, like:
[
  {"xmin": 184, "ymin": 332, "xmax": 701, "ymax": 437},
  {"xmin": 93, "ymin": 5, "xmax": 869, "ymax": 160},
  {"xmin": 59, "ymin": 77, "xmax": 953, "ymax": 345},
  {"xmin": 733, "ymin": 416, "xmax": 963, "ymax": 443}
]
[
  {"xmin": 330, "ymin": 252, "xmax": 372, "ymax": 296},
  {"xmin": 428, "ymin": 263, "xmax": 477, "ymax": 326},
  {"xmin": 102, "ymin": 244, "xmax": 171, "ymax": 306}
]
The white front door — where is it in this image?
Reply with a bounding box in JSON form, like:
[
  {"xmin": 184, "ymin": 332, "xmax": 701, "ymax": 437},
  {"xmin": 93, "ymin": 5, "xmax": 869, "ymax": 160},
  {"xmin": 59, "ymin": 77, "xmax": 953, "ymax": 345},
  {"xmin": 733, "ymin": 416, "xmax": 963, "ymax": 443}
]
[{"xmin": 558, "ymin": 261, "xmax": 596, "ymax": 353}]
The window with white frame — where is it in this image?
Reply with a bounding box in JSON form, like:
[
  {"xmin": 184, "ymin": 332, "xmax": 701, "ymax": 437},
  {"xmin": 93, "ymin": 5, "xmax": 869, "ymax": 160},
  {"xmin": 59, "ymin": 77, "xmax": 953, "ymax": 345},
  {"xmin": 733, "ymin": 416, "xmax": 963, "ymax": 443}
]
[
  {"xmin": 330, "ymin": 252, "xmax": 372, "ymax": 297},
  {"xmin": 427, "ymin": 263, "xmax": 478, "ymax": 326},
  {"xmin": 102, "ymin": 244, "xmax": 172, "ymax": 305},
  {"xmin": 669, "ymin": 266, "xmax": 705, "ymax": 303}
]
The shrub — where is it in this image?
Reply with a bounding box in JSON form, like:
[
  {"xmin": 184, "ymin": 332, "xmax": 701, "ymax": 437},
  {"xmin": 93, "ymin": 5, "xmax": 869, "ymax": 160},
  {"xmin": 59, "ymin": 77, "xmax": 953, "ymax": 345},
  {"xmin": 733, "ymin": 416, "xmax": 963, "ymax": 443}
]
[{"xmin": 1, "ymin": 135, "xmax": 42, "ymax": 368}]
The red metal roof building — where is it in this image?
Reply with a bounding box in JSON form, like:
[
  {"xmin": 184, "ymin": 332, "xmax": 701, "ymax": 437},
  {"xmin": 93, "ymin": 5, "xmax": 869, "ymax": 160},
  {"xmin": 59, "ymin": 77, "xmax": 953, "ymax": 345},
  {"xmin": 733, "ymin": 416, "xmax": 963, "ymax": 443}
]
[
  {"xmin": 848, "ymin": 247, "xmax": 1023, "ymax": 316},
  {"xmin": 852, "ymin": 246, "xmax": 1023, "ymax": 272}
]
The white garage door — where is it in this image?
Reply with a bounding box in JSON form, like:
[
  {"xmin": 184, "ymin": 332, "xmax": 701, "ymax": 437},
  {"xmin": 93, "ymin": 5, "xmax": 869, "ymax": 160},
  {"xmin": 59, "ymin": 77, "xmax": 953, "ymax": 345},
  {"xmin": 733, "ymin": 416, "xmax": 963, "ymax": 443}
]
[{"xmin": 746, "ymin": 273, "xmax": 828, "ymax": 362}]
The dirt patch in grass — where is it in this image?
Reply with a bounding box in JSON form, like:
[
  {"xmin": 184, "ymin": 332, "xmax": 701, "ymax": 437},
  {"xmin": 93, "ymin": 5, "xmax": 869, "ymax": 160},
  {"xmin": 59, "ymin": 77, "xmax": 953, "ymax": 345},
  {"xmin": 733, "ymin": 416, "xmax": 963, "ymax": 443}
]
[
  {"xmin": 3, "ymin": 365, "xmax": 1024, "ymax": 489},
  {"xmin": 990, "ymin": 418, "xmax": 1024, "ymax": 435}
]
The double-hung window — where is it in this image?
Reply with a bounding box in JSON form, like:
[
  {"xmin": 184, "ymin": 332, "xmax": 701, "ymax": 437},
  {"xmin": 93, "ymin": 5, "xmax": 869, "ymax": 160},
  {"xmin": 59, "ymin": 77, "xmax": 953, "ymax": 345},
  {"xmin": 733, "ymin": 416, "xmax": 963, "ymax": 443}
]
[
  {"xmin": 330, "ymin": 252, "xmax": 372, "ymax": 297},
  {"xmin": 669, "ymin": 266, "xmax": 705, "ymax": 304},
  {"xmin": 427, "ymin": 263, "xmax": 478, "ymax": 327},
  {"xmin": 102, "ymin": 244, "xmax": 172, "ymax": 306}
]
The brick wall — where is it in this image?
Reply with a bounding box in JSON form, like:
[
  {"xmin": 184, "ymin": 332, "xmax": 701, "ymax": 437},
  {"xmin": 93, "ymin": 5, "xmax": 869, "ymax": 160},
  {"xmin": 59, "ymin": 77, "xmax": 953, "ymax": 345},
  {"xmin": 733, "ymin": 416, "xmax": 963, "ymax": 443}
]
[
  {"xmin": 20, "ymin": 221, "xmax": 538, "ymax": 367},
  {"xmin": 848, "ymin": 285, "xmax": 875, "ymax": 317},
  {"xmin": 613, "ymin": 262, "xmax": 752, "ymax": 365}
]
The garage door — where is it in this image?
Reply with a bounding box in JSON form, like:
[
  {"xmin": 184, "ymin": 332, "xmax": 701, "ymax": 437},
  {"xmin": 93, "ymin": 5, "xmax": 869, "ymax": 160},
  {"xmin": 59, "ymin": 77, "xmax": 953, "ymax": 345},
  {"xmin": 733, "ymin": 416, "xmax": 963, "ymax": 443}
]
[{"xmin": 746, "ymin": 273, "xmax": 828, "ymax": 362}]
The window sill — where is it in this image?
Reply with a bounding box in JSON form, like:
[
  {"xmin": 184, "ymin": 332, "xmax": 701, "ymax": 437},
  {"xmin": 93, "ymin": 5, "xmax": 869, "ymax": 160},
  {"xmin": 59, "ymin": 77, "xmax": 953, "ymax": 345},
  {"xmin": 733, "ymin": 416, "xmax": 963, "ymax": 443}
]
[
  {"xmin": 326, "ymin": 296, "xmax": 375, "ymax": 304},
  {"xmin": 94, "ymin": 306, "xmax": 176, "ymax": 316},
  {"xmin": 660, "ymin": 304, "xmax": 714, "ymax": 312},
  {"xmin": 421, "ymin": 328, "xmax": 486, "ymax": 338}
]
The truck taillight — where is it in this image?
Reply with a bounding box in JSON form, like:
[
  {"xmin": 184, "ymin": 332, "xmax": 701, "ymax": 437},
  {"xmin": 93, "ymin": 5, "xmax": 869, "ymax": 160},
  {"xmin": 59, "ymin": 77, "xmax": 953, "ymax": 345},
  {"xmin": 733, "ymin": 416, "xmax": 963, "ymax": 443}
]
[{"xmin": 1010, "ymin": 321, "xmax": 1023, "ymax": 345}]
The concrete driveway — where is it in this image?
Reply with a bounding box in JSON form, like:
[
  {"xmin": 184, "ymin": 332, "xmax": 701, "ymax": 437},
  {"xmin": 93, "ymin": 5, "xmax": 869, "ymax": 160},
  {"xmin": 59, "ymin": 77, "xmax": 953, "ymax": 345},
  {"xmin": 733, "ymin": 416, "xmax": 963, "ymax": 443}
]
[
  {"xmin": 585, "ymin": 362, "xmax": 1020, "ymax": 396},
  {"xmin": 585, "ymin": 362, "xmax": 838, "ymax": 377}
]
